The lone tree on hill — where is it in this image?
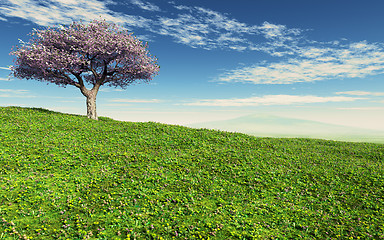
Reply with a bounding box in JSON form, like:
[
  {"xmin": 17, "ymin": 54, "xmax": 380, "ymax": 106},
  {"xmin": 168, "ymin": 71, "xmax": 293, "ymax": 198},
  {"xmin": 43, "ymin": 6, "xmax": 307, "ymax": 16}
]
[{"xmin": 10, "ymin": 19, "xmax": 160, "ymax": 120}]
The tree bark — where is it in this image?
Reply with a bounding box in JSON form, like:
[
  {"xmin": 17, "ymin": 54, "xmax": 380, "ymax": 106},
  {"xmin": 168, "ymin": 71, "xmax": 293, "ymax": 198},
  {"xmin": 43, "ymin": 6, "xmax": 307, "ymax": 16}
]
[
  {"xmin": 86, "ymin": 93, "xmax": 98, "ymax": 120},
  {"xmin": 78, "ymin": 84, "xmax": 100, "ymax": 120},
  {"xmin": 73, "ymin": 74, "xmax": 102, "ymax": 120}
]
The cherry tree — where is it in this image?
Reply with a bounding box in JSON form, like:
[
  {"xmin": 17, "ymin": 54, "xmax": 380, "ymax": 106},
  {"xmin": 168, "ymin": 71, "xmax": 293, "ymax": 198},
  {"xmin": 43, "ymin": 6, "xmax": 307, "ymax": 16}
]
[{"xmin": 10, "ymin": 19, "xmax": 159, "ymax": 120}]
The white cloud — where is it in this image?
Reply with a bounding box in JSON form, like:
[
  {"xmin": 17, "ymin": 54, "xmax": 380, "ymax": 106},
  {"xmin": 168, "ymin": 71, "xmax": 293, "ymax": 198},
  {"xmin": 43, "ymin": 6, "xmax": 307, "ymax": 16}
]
[
  {"xmin": 156, "ymin": 14, "xmax": 209, "ymax": 47},
  {"xmin": 0, "ymin": 94, "xmax": 36, "ymax": 98},
  {"xmin": 0, "ymin": 77, "xmax": 12, "ymax": 81},
  {"xmin": 0, "ymin": 66, "xmax": 11, "ymax": 70},
  {"xmin": 217, "ymin": 33, "xmax": 243, "ymax": 43},
  {"xmin": 130, "ymin": 0, "xmax": 160, "ymax": 12},
  {"xmin": 0, "ymin": 0, "xmax": 152, "ymax": 29},
  {"xmin": 44, "ymin": 95, "xmax": 83, "ymax": 99},
  {"xmin": 337, "ymin": 107, "xmax": 384, "ymax": 110},
  {"xmin": 194, "ymin": 7, "xmax": 252, "ymax": 33},
  {"xmin": 0, "ymin": 89, "xmax": 29, "ymax": 93},
  {"xmin": 58, "ymin": 100, "xmax": 79, "ymax": 103},
  {"xmin": 256, "ymin": 21, "xmax": 302, "ymax": 40},
  {"xmin": 0, "ymin": 88, "xmax": 36, "ymax": 97},
  {"xmin": 103, "ymin": 103, "xmax": 133, "ymax": 107},
  {"xmin": 108, "ymin": 98, "xmax": 161, "ymax": 103},
  {"xmin": 0, "ymin": 0, "xmax": 305, "ymax": 51},
  {"xmin": 184, "ymin": 95, "xmax": 364, "ymax": 107},
  {"xmin": 155, "ymin": 3, "xmax": 302, "ymax": 50},
  {"xmin": 229, "ymin": 46, "xmax": 247, "ymax": 51},
  {"xmin": 218, "ymin": 41, "xmax": 384, "ymax": 84},
  {"xmin": 336, "ymin": 91, "xmax": 384, "ymax": 96},
  {"xmin": 99, "ymin": 88, "xmax": 126, "ymax": 92}
]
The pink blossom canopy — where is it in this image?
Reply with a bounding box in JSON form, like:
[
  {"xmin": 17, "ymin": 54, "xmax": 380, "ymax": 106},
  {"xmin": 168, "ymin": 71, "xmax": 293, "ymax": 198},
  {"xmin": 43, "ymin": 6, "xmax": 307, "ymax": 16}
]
[{"xmin": 10, "ymin": 19, "xmax": 160, "ymax": 89}]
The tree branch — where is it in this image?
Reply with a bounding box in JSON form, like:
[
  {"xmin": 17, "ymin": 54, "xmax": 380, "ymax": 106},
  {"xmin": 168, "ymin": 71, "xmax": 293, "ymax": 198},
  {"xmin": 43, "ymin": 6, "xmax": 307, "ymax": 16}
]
[
  {"xmin": 89, "ymin": 59, "xmax": 100, "ymax": 81},
  {"xmin": 47, "ymin": 70, "xmax": 77, "ymax": 86},
  {"xmin": 99, "ymin": 60, "xmax": 109, "ymax": 85},
  {"xmin": 70, "ymin": 71, "xmax": 85, "ymax": 88},
  {"xmin": 70, "ymin": 72, "xmax": 91, "ymax": 96}
]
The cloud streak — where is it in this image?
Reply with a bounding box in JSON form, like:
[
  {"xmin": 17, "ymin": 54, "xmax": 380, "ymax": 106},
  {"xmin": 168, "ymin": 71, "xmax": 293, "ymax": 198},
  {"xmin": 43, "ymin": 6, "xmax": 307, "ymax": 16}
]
[
  {"xmin": 184, "ymin": 95, "xmax": 364, "ymax": 107},
  {"xmin": 0, "ymin": 89, "xmax": 29, "ymax": 93},
  {"xmin": 217, "ymin": 41, "xmax": 384, "ymax": 84},
  {"xmin": 155, "ymin": 4, "xmax": 304, "ymax": 51},
  {"xmin": 0, "ymin": 0, "xmax": 304, "ymax": 52},
  {"xmin": 0, "ymin": 88, "xmax": 35, "ymax": 97},
  {"xmin": 108, "ymin": 98, "xmax": 161, "ymax": 103},
  {"xmin": 0, "ymin": 0, "xmax": 152, "ymax": 29},
  {"xmin": 130, "ymin": 0, "xmax": 160, "ymax": 12},
  {"xmin": 99, "ymin": 88, "xmax": 126, "ymax": 92},
  {"xmin": 336, "ymin": 91, "xmax": 384, "ymax": 96}
]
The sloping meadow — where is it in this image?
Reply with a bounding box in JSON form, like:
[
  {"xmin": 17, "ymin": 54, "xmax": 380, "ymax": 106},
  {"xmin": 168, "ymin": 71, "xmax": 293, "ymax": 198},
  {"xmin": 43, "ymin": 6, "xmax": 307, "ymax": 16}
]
[{"xmin": 0, "ymin": 106, "xmax": 383, "ymax": 239}]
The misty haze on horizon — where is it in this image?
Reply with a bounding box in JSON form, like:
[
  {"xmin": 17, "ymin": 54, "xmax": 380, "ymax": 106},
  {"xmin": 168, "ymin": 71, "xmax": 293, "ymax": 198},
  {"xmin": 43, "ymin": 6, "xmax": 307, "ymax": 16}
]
[{"xmin": 186, "ymin": 114, "xmax": 384, "ymax": 144}]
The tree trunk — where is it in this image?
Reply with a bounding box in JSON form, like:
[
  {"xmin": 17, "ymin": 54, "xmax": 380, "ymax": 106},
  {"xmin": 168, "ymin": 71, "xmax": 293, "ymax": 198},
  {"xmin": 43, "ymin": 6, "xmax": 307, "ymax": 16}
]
[
  {"xmin": 76, "ymin": 77, "xmax": 101, "ymax": 120},
  {"xmin": 86, "ymin": 93, "xmax": 98, "ymax": 120},
  {"xmin": 79, "ymin": 85, "xmax": 100, "ymax": 120}
]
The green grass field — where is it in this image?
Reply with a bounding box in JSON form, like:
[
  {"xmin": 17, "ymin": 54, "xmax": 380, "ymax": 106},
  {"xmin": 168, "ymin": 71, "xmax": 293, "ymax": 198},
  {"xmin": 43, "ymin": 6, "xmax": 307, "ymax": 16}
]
[{"xmin": 0, "ymin": 106, "xmax": 383, "ymax": 239}]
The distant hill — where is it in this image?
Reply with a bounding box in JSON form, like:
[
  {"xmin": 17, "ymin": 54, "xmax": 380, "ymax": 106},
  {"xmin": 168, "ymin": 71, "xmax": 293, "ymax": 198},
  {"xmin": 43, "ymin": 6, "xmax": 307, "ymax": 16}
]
[{"xmin": 187, "ymin": 114, "xmax": 384, "ymax": 143}]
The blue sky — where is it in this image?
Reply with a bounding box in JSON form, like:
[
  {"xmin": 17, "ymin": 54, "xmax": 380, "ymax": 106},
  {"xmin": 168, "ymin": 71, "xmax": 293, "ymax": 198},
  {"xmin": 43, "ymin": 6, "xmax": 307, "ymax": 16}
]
[{"xmin": 0, "ymin": 0, "xmax": 384, "ymax": 131}]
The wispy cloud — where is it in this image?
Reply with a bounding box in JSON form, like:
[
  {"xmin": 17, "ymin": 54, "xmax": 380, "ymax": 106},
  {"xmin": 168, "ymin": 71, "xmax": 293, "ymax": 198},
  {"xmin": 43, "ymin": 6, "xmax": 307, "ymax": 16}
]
[
  {"xmin": 257, "ymin": 22, "xmax": 302, "ymax": 40},
  {"xmin": 0, "ymin": 89, "xmax": 29, "ymax": 93},
  {"xmin": 108, "ymin": 98, "xmax": 161, "ymax": 103},
  {"xmin": 217, "ymin": 41, "xmax": 384, "ymax": 84},
  {"xmin": 155, "ymin": 3, "xmax": 304, "ymax": 51},
  {"xmin": 338, "ymin": 107, "xmax": 384, "ymax": 110},
  {"xmin": 58, "ymin": 100, "xmax": 79, "ymax": 103},
  {"xmin": 99, "ymin": 88, "xmax": 126, "ymax": 92},
  {"xmin": 0, "ymin": 0, "xmax": 303, "ymax": 51},
  {"xmin": 103, "ymin": 103, "xmax": 133, "ymax": 107},
  {"xmin": 184, "ymin": 95, "xmax": 364, "ymax": 107},
  {"xmin": 336, "ymin": 91, "xmax": 384, "ymax": 96},
  {"xmin": 0, "ymin": 77, "xmax": 12, "ymax": 81},
  {"xmin": 0, "ymin": 88, "xmax": 35, "ymax": 97},
  {"xmin": 0, "ymin": 66, "xmax": 11, "ymax": 70},
  {"xmin": 103, "ymin": 98, "xmax": 161, "ymax": 107},
  {"xmin": 130, "ymin": 0, "xmax": 160, "ymax": 12},
  {"xmin": 0, "ymin": 0, "xmax": 152, "ymax": 29}
]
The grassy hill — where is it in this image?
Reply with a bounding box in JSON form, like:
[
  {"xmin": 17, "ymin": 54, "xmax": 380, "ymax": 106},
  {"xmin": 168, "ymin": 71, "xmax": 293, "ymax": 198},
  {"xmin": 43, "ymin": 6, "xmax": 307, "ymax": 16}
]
[
  {"xmin": 187, "ymin": 114, "xmax": 384, "ymax": 144},
  {"xmin": 0, "ymin": 106, "xmax": 383, "ymax": 239}
]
